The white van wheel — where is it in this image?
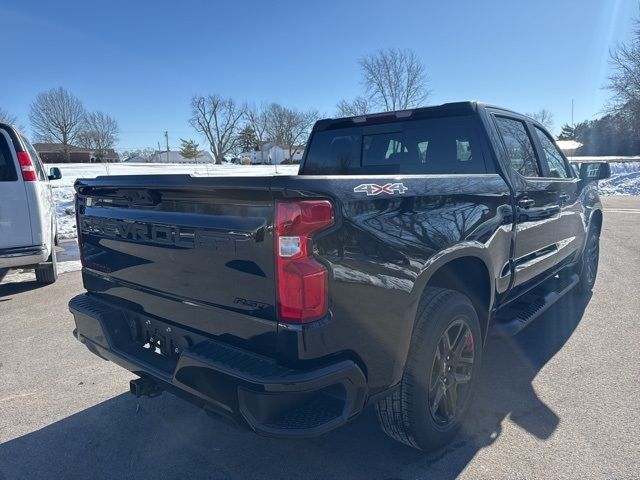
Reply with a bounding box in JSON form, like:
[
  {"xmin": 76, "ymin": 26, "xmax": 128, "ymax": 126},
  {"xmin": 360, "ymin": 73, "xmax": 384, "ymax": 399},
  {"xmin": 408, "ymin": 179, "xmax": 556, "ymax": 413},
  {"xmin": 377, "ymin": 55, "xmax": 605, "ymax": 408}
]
[{"xmin": 36, "ymin": 244, "xmax": 58, "ymax": 284}]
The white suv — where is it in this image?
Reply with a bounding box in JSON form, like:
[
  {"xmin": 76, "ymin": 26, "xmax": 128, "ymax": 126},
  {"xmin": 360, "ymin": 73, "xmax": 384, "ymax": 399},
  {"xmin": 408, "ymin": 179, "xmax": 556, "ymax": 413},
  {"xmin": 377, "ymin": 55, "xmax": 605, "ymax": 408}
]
[{"xmin": 0, "ymin": 123, "xmax": 60, "ymax": 284}]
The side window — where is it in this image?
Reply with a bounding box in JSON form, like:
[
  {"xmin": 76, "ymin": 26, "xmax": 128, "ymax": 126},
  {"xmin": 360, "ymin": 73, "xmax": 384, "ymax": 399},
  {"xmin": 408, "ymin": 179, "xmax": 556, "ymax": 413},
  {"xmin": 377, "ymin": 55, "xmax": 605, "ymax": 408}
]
[
  {"xmin": 533, "ymin": 126, "xmax": 571, "ymax": 178},
  {"xmin": 0, "ymin": 131, "xmax": 18, "ymax": 181},
  {"xmin": 495, "ymin": 117, "xmax": 540, "ymax": 177}
]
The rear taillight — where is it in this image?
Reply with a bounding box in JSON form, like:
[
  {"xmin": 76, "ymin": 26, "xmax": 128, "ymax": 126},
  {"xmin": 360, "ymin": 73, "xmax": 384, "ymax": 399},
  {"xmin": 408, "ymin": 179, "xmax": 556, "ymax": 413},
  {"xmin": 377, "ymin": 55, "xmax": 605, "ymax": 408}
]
[
  {"xmin": 17, "ymin": 151, "xmax": 37, "ymax": 181},
  {"xmin": 275, "ymin": 200, "xmax": 334, "ymax": 323}
]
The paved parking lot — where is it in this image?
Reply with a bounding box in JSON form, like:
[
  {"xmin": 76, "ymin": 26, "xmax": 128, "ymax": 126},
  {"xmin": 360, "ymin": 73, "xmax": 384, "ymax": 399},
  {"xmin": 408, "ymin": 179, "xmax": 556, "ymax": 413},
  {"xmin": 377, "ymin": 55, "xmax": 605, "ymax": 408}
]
[{"xmin": 1, "ymin": 197, "xmax": 639, "ymax": 479}]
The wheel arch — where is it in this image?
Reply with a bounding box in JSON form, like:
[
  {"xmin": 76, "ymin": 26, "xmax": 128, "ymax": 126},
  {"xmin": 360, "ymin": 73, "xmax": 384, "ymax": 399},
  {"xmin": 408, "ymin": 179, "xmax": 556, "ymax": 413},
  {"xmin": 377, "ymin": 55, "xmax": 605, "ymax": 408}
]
[{"xmin": 408, "ymin": 246, "xmax": 496, "ymax": 347}]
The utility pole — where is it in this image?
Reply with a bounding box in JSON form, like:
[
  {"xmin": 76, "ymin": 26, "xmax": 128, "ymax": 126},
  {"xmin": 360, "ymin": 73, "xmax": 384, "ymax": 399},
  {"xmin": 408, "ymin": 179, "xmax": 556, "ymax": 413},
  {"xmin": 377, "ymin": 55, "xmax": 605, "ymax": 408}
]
[
  {"xmin": 571, "ymin": 99, "xmax": 574, "ymax": 128},
  {"xmin": 165, "ymin": 131, "xmax": 169, "ymax": 163}
]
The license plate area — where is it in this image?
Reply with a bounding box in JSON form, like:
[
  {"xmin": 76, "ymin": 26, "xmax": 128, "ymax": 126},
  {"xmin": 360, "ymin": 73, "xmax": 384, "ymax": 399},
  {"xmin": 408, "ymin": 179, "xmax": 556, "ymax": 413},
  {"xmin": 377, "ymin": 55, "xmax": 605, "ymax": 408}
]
[{"xmin": 136, "ymin": 316, "xmax": 192, "ymax": 361}]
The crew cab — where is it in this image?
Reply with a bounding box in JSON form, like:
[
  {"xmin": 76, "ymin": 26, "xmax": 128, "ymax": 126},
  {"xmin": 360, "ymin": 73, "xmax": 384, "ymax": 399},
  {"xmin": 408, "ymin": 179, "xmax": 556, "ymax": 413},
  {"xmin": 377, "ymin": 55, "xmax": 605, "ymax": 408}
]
[
  {"xmin": 69, "ymin": 102, "xmax": 609, "ymax": 451},
  {"xmin": 0, "ymin": 123, "xmax": 61, "ymax": 284}
]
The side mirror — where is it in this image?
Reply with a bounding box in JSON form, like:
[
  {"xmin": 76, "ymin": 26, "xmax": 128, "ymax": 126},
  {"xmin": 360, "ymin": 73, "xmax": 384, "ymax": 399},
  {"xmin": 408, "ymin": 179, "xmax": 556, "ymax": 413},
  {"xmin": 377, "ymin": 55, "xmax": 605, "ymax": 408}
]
[
  {"xmin": 578, "ymin": 162, "xmax": 610, "ymax": 182},
  {"xmin": 48, "ymin": 167, "xmax": 62, "ymax": 181}
]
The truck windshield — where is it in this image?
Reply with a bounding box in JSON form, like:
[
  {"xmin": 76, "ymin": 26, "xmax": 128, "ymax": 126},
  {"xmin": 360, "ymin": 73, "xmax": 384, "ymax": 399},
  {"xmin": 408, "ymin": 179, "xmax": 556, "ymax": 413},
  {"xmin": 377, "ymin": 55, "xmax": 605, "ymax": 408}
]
[{"xmin": 301, "ymin": 114, "xmax": 491, "ymax": 175}]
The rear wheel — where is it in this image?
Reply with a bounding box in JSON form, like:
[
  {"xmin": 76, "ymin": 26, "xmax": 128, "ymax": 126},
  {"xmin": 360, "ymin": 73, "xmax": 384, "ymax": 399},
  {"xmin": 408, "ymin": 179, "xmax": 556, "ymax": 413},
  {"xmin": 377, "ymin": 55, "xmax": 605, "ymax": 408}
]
[
  {"xmin": 576, "ymin": 225, "xmax": 600, "ymax": 293},
  {"xmin": 35, "ymin": 244, "xmax": 58, "ymax": 284},
  {"xmin": 375, "ymin": 287, "xmax": 482, "ymax": 451}
]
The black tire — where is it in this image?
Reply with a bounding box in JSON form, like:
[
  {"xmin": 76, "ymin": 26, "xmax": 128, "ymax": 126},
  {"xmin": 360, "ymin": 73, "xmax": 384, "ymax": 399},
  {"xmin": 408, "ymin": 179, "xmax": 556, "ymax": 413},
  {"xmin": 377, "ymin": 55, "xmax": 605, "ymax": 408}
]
[
  {"xmin": 35, "ymin": 245, "xmax": 58, "ymax": 284},
  {"xmin": 0, "ymin": 268, "xmax": 8, "ymax": 283},
  {"xmin": 375, "ymin": 287, "xmax": 483, "ymax": 451},
  {"xmin": 575, "ymin": 225, "xmax": 600, "ymax": 294}
]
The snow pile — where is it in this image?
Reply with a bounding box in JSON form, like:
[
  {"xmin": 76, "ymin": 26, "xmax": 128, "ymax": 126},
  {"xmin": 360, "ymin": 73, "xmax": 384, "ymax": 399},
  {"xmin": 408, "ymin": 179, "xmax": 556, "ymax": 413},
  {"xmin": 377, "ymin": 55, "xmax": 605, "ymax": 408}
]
[
  {"xmin": 51, "ymin": 163, "xmax": 299, "ymax": 239},
  {"xmin": 53, "ymin": 186, "xmax": 76, "ymax": 239},
  {"xmin": 598, "ymin": 162, "xmax": 640, "ymax": 196}
]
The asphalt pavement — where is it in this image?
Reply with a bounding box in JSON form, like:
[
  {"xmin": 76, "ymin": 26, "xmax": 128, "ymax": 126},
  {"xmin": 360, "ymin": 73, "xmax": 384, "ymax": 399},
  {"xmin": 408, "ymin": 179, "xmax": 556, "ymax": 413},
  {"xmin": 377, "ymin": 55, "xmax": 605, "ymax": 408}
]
[{"xmin": 0, "ymin": 197, "xmax": 639, "ymax": 479}]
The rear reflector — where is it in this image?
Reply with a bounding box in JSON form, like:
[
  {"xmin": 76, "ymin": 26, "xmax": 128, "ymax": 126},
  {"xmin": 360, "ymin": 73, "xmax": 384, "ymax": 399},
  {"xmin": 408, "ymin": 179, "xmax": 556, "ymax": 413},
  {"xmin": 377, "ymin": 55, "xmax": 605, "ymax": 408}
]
[
  {"xmin": 275, "ymin": 200, "xmax": 334, "ymax": 323},
  {"xmin": 17, "ymin": 151, "xmax": 37, "ymax": 181}
]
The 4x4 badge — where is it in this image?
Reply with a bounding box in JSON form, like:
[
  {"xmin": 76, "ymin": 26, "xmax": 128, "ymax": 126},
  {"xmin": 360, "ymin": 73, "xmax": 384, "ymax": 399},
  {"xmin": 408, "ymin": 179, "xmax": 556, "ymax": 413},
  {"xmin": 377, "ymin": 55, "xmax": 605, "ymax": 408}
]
[{"xmin": 353, "ymin": 183, "xmax": 408, "ymax": 196}]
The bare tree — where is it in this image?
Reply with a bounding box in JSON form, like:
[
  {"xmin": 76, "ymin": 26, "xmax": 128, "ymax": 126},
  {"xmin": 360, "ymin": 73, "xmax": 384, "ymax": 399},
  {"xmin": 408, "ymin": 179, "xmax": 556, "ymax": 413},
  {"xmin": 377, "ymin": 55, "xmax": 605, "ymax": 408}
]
[
  {"xmin": 245, "ymin": 104, "xmax": 270, "ymax": 162},
  {"xmin": 607, "ymin": 12, "xmax": 640, "ymax": 113},
  {"xmin": 527, "ymin": 109, "xmax": 555, "ymax": 130},
  {"xmin": 0, "ymin": 108, "xmax": 18, "ymax": 125},
  {"xmin": 264, "ymin": 103, "xmax": 319, "ymax": 162},
  {"xmin": 29, "ymin": 87, "xmax": 86, "ymax": 161},
  {"xmin": 77, "ymin": 111, "xmax": 119, "ymax": 162},
  {"xmin": 190, "ymin": 95, "xmax": 246, "ymax": 164},
  {"xmin": 245, "ymin": 104, "xmax": 269, "ymax": 143},
  {"xmin": 335, "ymin": 96, "xmax": 372, "ymax": 117},
  {"xmin": 359, "ymin": 48, "xmax": 431, "ymax": 112}
]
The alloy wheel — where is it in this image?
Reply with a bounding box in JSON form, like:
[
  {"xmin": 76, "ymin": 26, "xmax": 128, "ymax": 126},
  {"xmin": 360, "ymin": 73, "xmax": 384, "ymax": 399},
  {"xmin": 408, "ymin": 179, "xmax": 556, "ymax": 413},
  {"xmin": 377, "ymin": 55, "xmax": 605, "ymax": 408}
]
[{"xmin": 428, "ymin": 318, "xmax": 475, "ymax": 427}]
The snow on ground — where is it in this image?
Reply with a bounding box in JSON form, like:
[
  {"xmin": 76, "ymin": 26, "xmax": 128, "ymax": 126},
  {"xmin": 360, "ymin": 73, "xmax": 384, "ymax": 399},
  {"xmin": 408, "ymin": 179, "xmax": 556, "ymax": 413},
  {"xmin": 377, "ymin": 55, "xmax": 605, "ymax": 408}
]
[
  {"xmin": 50, "ymin": 160, "xmax": 640, "ymax": 241},
  {"xmin": 51, "ymin": 162, "xmax": 299, "ymax": 239},
  {"xmin": 598, "ymin": 161, "xmax": 640, "ymax": 196}
]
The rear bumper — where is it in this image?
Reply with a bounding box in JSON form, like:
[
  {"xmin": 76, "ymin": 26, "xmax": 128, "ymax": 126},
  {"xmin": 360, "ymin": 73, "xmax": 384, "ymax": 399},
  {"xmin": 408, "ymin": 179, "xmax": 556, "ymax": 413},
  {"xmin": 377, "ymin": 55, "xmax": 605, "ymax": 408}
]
[
  {"xmin": 69, "ymin": 293, "xmax": 367, "ymax": 437},
  {"xmin": 0, "ymin": 245, "xmax": 48, "ymax": 269}
]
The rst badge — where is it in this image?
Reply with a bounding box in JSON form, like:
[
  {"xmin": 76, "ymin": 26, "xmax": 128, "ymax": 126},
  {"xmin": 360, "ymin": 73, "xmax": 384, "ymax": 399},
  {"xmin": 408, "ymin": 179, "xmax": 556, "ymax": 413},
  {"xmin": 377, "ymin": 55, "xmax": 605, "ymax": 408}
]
[{"xmin": 353, "ymin": 183, "xmax": 408, "ymax": 196}]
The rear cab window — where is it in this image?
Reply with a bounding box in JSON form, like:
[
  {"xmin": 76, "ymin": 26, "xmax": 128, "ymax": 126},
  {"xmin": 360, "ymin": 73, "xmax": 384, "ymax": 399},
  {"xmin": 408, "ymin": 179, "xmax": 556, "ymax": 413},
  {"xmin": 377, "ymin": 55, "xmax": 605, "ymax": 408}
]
[
  {"xmin": 0, "ymin": 129, "xmax": 18, "ymax": 182},
  {"xmin": 301, "ymin": 114, "xmax": 492, "ymax": 175}
]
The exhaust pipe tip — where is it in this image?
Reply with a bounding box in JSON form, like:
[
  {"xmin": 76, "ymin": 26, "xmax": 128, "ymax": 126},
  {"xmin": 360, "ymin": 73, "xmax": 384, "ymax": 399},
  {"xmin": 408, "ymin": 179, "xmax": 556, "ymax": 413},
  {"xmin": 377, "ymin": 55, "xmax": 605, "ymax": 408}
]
[{"xmin": 129, "ymin": 377, "xmax": 162, "ymax": 398}]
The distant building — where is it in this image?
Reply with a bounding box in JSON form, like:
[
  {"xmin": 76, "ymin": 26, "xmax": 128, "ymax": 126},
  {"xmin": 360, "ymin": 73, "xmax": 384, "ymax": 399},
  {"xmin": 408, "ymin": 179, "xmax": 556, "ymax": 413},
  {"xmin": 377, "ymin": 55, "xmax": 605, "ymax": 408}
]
[
  {"xmin": 148, "ymin": 150, "xmax": 214, "ymax": 163},
  {"xmin": 240, "ymin": 142, "xmax": 305, "ymax": 165},
  {"xmin": 556, "ymin": 140, "xmax": 582, "ymax": 157},
  {"xmin": 34, "ymin": 143, "xmax": 119, "ymax": 163}
]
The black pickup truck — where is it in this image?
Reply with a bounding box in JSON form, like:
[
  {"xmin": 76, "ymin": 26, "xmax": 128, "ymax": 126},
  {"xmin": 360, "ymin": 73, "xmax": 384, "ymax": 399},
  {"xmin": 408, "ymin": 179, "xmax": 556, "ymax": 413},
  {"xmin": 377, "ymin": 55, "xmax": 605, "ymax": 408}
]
[{"xmin": 69, "ymin": 102, "xmax": 609, "ymax": 451}]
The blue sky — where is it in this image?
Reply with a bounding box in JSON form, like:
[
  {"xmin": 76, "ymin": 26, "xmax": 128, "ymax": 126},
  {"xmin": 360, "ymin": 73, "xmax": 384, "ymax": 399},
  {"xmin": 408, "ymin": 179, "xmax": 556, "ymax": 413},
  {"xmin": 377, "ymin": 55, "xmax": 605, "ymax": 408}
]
[{"xmin": 0, "ymin": 0, "xmax": 636, "ymax": 151}]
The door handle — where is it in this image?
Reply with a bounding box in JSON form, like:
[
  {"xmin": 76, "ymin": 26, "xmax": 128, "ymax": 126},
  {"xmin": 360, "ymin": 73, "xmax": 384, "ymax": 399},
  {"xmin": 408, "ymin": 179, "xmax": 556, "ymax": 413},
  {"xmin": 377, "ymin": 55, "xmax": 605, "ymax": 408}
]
[{"xmin": 518, "ymin": 198, "xmax": 535, "ymax": 209}]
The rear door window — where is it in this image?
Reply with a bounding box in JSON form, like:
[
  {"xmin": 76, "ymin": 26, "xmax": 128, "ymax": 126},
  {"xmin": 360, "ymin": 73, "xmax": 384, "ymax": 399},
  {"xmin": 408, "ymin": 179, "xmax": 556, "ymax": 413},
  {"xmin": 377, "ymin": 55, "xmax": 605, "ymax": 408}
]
[
  {"xmin": 303, "ymin": 115, "xmax": 490, "ymax": 175},
  {"xmin": 0, "ymin": 130, "xmax": 18, "ymax": 181},
  {"xmin": 494, "ymin": 117, "xmax": 540, "ymax": 177}
]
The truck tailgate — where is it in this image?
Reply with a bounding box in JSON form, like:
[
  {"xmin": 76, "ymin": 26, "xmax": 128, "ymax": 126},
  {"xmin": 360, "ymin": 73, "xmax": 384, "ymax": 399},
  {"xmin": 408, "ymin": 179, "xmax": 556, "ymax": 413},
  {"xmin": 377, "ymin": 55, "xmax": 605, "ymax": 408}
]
[{"xmin": 75, "ymin": 175, "xmax": 278, "ymax": 353}]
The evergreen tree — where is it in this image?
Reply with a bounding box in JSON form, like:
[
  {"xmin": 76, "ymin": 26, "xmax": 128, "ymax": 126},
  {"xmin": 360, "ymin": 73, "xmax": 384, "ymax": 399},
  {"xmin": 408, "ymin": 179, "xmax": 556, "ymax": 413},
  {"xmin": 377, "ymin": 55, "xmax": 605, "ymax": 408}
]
[
  {"xmin": 557, "ymin": 123, "xmax": 576, "ymax": 140},
  {"xmin": 179, "ymin": 138, "xmax": 200, "ymax": 162},
  {"xmin": 236, "ymin": 125, "xmax": 259, "ymax": 153}
]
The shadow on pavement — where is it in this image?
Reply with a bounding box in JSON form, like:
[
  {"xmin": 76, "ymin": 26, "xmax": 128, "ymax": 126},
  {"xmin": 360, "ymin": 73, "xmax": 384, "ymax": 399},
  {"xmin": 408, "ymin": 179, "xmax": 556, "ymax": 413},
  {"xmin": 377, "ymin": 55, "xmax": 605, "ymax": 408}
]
[
  {"xmin": 0, "ymin": 292, "xmax": 591, "ymax": 480},
  {"xmin": 0, "ymin": 280, "xmax": 45, "ymax": 299}
]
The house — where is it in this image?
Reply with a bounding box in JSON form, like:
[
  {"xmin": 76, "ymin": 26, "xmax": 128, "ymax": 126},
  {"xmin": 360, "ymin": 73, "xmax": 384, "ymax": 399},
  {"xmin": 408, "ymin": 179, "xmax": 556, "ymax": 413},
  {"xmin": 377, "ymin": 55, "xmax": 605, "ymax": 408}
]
[
  {"xmin": 34, "ymin": 143, "xmax": 120, "ymax": 163},
  {"xmin": 240, "ymin": 142, "xmax": 305, "ymax": 165},
  {"xmin": 148, "ymin": 150, "xmax": 214, "ymax": 163}
]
